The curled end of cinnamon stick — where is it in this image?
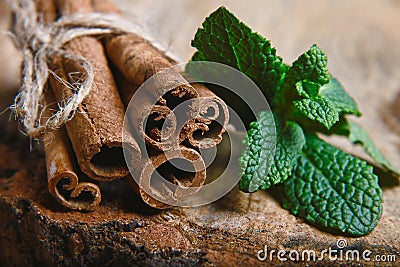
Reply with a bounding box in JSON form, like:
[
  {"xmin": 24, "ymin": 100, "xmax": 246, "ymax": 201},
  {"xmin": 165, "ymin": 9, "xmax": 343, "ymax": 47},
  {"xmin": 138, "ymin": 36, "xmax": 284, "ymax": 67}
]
[
  {"xmin": 87, "ymin": 145, "xmax": 129, "ymax": 180},
  {"xmin": 43, "ymin": 127, "xmax": 102, "ymax": 211},
  {"xmin": 140, "ymin": 105, "xmax": 178, "ymax": 151},
  {"xmin": 47, "ymin": 170, "xmax": 101, "ymax": 211},
  {"xmin": 130, "ymin": 146, "xmax": 206, "ymax": 209},
  {"xmin": 49, "ymin": 57, "xmax": 139, "ymax": 181},
  {"xmin": 183, "ymin": 83, "xmax": 229, "ymax": 149},
  {"xmin": 116, "ymin": 72, "xmax": 179, "ymax": 151},
  {"xmin": 43, "ymin": 90, "xmax": 102, "ymax": 211}
]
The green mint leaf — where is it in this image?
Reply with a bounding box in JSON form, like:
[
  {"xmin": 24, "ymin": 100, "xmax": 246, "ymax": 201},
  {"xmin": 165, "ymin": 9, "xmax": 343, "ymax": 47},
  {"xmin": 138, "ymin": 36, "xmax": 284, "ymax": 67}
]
[
  {"xmin": 284, "ymin": 44, "xmax": 330, "ymax": 89},
  {"xmin": 347, "ymin": 121, "xmax": 399, "ymax": 176},
  {"xmin": 273, "ymin": 45, "xmax": 337, "ymax": 129},
  {"xmin": 191, "ymin": 6, "xmax": 286, "ymax": 100},
  {"xmin": 293, "ymin": 95, "xmax": 339, "ymax": 129},
  {"xmin": 283, "ymin": 135, "xmax": 383, "ymax": 236},
  {"xmin": 319, "ymin": 75, "xmax": 361, "ymax": 116},
  {"xmin": 295, "ymin": 80, "xmax": 320, "ymax": 98},
  {"xmin": 261, "ymin": 121, "xmax": 305, "ymax": 190},
  {"xmin": 239, "ymin": 111, "xmax": 276, "ymax": 192},
  {"xmin": 289, "ymin": 44, "xmax": 330, "ymax": 85},
  {"xmin": 191, "ymin": 51, "xmax": 206, "ymax": 62}
]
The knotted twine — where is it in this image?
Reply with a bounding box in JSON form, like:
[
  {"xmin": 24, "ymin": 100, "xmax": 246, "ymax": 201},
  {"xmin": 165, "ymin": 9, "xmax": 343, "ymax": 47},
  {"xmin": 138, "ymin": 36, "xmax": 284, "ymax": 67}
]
[{"xmin": 7, "ymin": 0, "xmax": 175, "ymax": 137}]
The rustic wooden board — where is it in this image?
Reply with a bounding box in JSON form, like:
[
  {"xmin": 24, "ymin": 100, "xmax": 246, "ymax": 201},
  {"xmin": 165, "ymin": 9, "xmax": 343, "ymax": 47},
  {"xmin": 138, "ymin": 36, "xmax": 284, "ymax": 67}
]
[{"xmin": 0, "ymin": 0, "xmax": 399, "ymax": 266}]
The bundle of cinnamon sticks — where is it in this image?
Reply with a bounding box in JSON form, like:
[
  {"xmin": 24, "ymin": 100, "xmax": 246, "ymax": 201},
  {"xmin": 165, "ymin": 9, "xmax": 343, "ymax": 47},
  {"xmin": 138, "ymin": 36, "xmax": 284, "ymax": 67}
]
[{"xmin": 19, "ymin": 0, "xmax": 228, "ymax": 210}]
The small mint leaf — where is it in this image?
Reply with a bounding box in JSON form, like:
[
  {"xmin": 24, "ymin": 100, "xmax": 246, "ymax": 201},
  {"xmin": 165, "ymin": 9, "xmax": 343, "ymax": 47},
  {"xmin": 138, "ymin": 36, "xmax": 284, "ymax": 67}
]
[
  {"xmin": 191, "ymin": 6, "xmax": 286, "ymax": 100},
  {"xmin": 239, "ymin": 111, "xmax": 276, "ymax": 192},
  {"xmin": 293, "ymin": 96, "xmax": 339, "ymax": 129},
  {"xmin": 283, "ymin": 135, "xmax": 383, "ymax": 236},
  {"xmin": 319, "ymin": 75, "xmax": 361, "ymax": 116},
  {"xmin": 290, "ymin": 44, "xmax": 330, "ymax": 85},
  {"xmin": 295, "ymin": 80, "xmax": 320, "ymax": 98},
  {"xmin": 285, "ymin": 45, "xmax": 330, "ymax": 89},
  {"xmin": 347, "ymin": 121, "xmax": 399, "ymax": 176},
  {"xmin": 273, "ymin": 45, "xmax": 331, "ymax": 116},
  {"xmin": 261, "ymin": 121, "xmax": 305, "ymax": 190}
]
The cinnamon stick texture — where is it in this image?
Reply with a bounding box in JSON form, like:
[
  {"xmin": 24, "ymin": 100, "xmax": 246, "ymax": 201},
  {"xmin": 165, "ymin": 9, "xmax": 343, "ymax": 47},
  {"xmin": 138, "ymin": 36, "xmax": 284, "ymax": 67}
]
[
  {"xmin": 109, "ymin": 37, "xmax": 229, "ymax": 149},
  {"xmin": 182, "ymin": 83, "xmax": 229, "ymax": 149},
  {"xmin": 127, "ymin": 146, "xmax": 206, "ymax": 209},
  {"xmin": 34, "ymin": 0, "xmax": 101, "ymax": 211},
  {"xmin": 105, "ymin": 34, "xmax": 199, "ymax": 150},
  {"xmin": 42, "ymin": 91, "xmax": 101, "ymax": 211},
  {"xmin": 34, "ymin": 0, "xmax": 57, "ymax": 23},
  {"xmin": 105, "ymin": 34, "xmax": 198, "ymax": 108},
  {"xmin": 113, "ymin": 69, "xmax": 178, "ymax": 151},
  {"xmin": 47, "ymin": 0, "xmax": 141, "ymax": 181}
]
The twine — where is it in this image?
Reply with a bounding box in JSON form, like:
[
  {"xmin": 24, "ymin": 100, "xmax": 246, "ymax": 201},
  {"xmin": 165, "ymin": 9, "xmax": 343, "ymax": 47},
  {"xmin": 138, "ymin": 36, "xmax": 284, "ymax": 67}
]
[{"xmin": 7, "ymin": 0, "xmax": 176, "ymax": 137}]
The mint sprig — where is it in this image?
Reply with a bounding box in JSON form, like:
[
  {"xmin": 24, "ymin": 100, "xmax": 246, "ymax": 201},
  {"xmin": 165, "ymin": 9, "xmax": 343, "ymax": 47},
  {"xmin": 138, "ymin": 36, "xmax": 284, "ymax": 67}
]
[{"xmin": 191, "ymin": 6, "xmax": 398, "ymax": 236}]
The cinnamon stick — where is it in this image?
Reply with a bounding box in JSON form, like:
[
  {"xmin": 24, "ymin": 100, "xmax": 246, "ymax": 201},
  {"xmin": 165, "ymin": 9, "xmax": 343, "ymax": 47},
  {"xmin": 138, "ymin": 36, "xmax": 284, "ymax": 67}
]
[
  {"xmin": 105, "ymin": 33, "xmax": 200, "ymax": 151},
  {"xmin": 47, "ymin": 0, "xmax": 141, "ymax": 181},
  {"xmin": 93, "ymin": 0, "xmax": 198, "ymax": 144},
  {"xmin": 93, "ymin": 0, "xmax": 228, "ymax": 149},
  {"xmin": 91, "ymin": 0, "xmax": 229, "ymax": 209},
  {"xmin": 104, "ymin": 34, "xmax": 198, "ymax": 109},
  {"xmin": 92, "ymin": 0, "xmax": 198, "ymax": 150},
  {"xmin": 42, "ymin": 91, "xmax": 101, "ymax": 211},
  {"xmin": 128, "ymin": 146, "xmax": 206, "ymax": 209},
  {"xmin": 182, "ymin": 83, "xmax": 229, "ymax": 149},
  {"xmin": 113, "ymin": 69, "xmax": 178, "ymax": 151},
  {"xmin": 110, "ymin": 39, "xmax": 229, "ymax": 149}
]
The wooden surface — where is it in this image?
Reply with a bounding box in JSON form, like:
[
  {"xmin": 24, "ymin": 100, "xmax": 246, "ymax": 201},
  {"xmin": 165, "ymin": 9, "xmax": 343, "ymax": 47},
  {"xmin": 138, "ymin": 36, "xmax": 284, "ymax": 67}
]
[{"xmin": 0, "ymin": 0, "xmax": 399, "ymax": 266}]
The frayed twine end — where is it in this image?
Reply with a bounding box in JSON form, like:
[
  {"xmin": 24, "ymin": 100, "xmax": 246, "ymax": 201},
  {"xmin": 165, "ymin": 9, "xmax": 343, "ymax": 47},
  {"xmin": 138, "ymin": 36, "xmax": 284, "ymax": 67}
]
[{"xmin": 7, "ymin": 0, "xmax": 177, "ymax": 138}]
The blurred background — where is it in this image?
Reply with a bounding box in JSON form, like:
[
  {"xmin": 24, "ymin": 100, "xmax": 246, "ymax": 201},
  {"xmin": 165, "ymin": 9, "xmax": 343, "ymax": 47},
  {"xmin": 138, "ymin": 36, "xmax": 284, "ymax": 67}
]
[{"xmin": 0, "ymin": 0, "xmax": 399, "ymax": 169}]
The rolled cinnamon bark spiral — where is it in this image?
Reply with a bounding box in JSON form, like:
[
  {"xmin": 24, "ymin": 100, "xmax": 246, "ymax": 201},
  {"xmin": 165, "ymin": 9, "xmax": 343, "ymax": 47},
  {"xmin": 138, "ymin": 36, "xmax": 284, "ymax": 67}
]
[
  {"xmin": 35, "ymin": 0, "xmax": 108, "ymax": 210},
  {"xmin": 127, "ymin": 146, "xmax": 206, "ymax": 209},
  {"xmin": 113, "ymin": 69, "xmax": 178, "ymax": 151},
  {"xmin": 104, "ymin": 33, "xmax": 229, "ymax": 151},
  {"xmin": 105, "ymin": 33, "xmax": 201, "ymax": 152},
  {"xmin": 182, "ymin": 83, "xmax": 229, "ymax": 149},
  {"xmin": 42, "ymin": 91, "xmax": 101, "ymax": 211}
]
